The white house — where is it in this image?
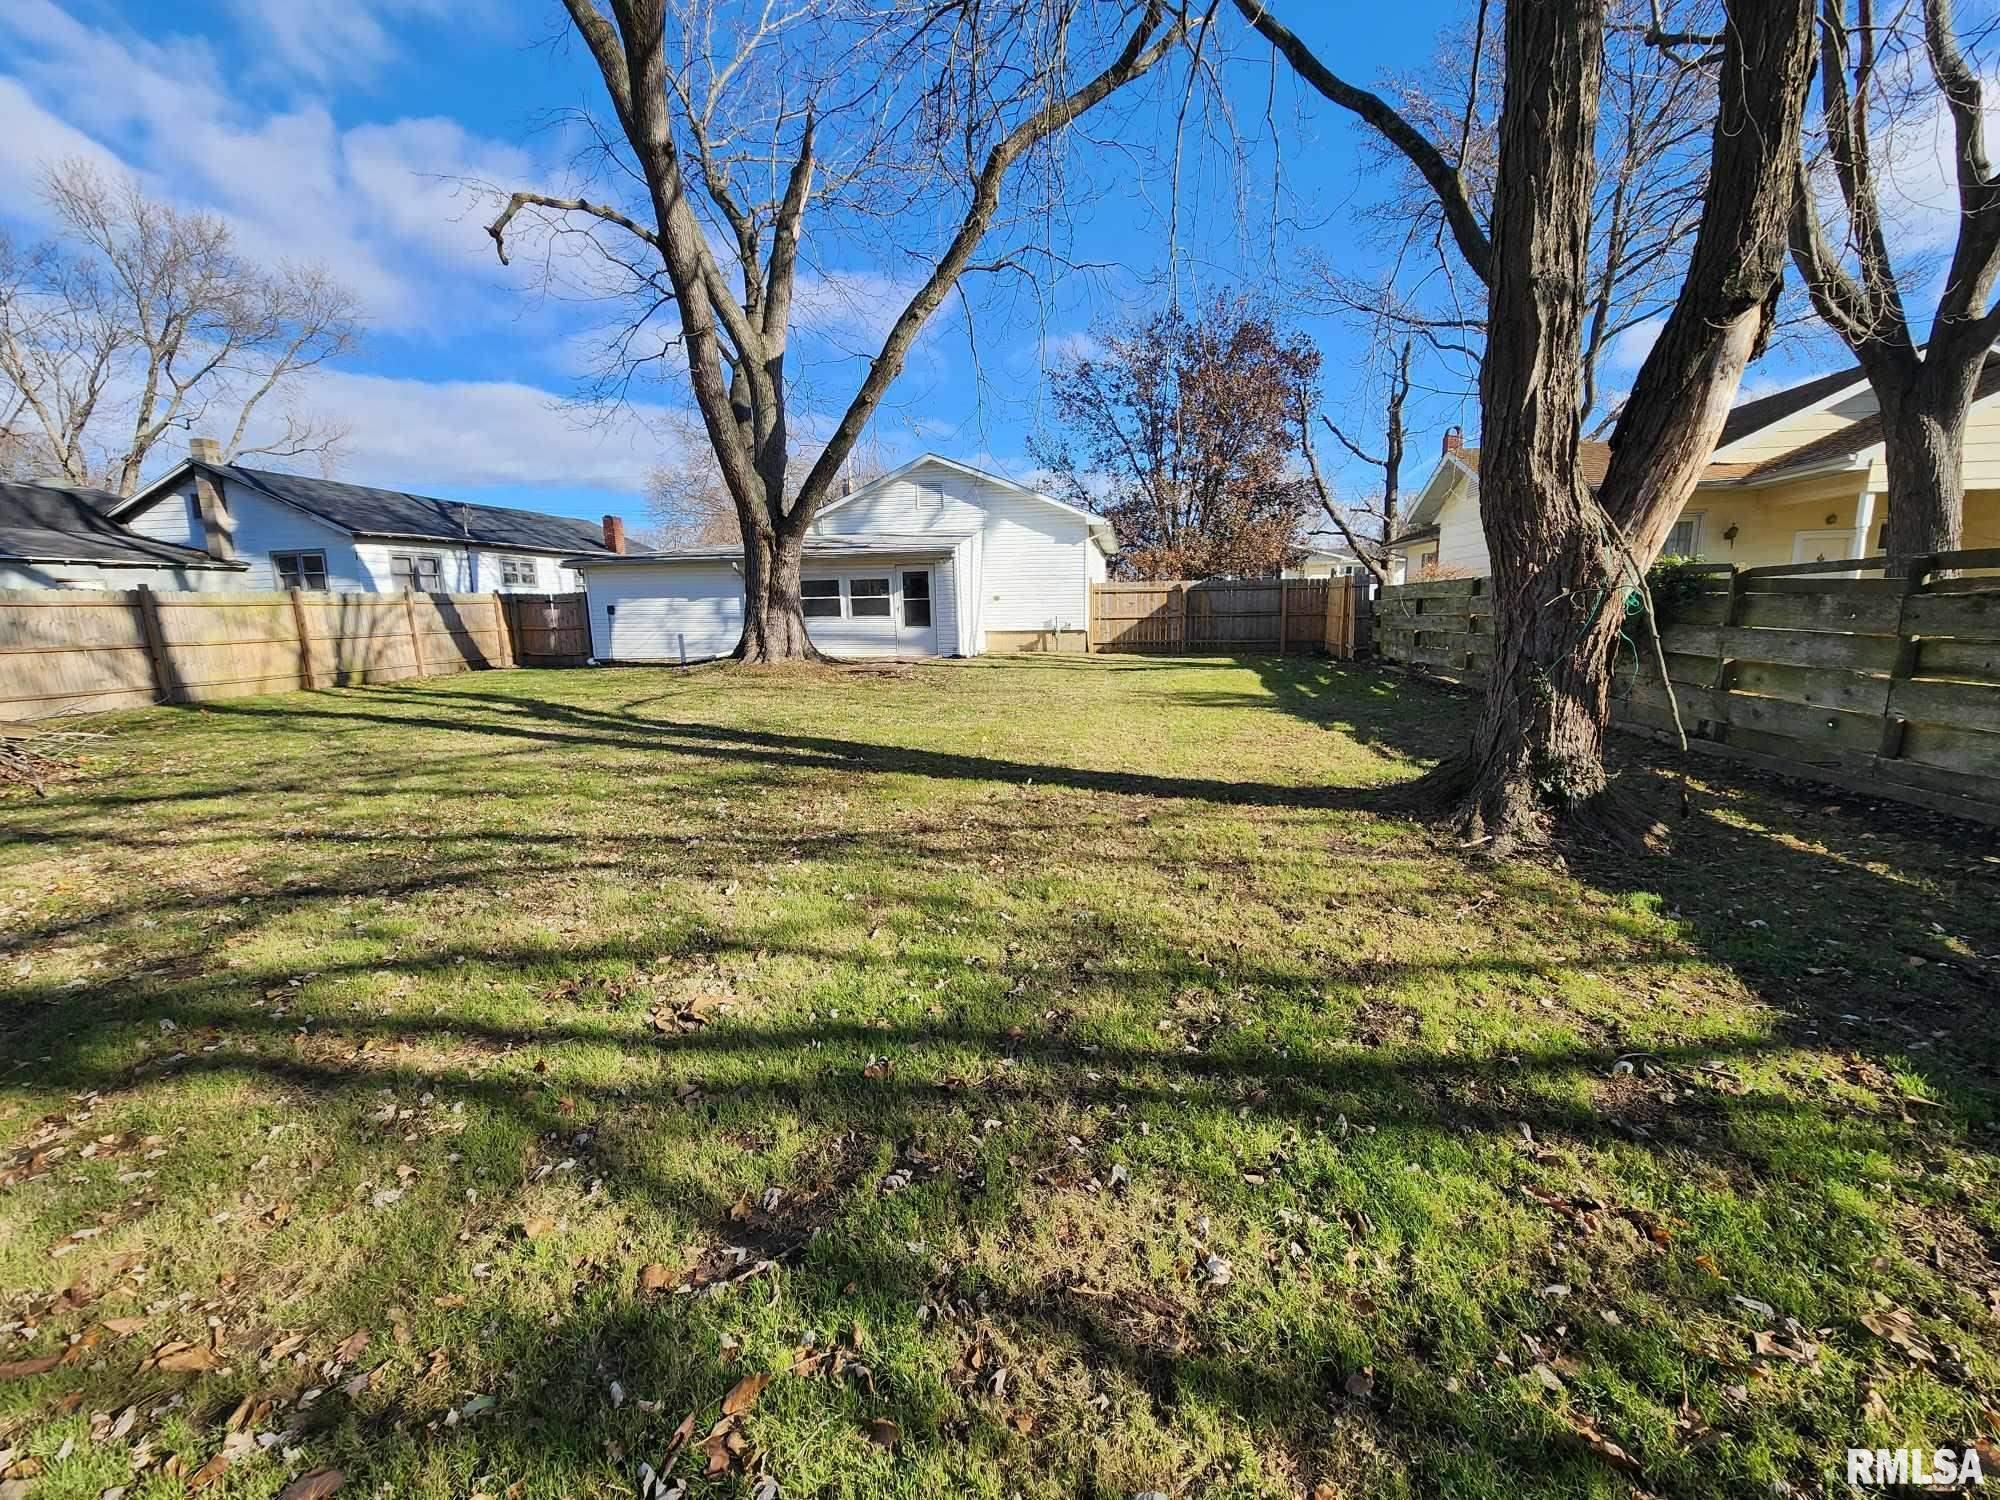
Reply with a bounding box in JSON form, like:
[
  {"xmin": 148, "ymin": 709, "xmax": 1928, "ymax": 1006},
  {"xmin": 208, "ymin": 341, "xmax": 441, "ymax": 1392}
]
[
  {"xmin": 106, "ymin": 438, "xmax": 630, "ymax": 594},
  {"xmin": 567, "ymin": 454, "xmax": 1115, "ymax": 662},
  {"xmin": 1391, "ymin": 364, "xmax": 2000, "ymax": 576},
  {"xmin": 0, "ymin": 480, "xmax": 249, "ymax": 591},
  {"xmin": 1283, "ymin": 522, "xmax": 1401, "ymax": 583}
]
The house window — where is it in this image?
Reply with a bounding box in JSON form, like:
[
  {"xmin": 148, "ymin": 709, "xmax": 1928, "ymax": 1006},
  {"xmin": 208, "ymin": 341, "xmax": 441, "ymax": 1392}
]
[
  {"xmin": 849, "ymin": 577, "xmax": 892, "ymax": 617},
  {"xmin": 1664, "ymin": 513, "xmax": 1703, "ymax": 557},
  {"xmin": 500, "ymin": 557, "xmax": 539, "ymax": 587},
  {"xmin": 272, "ymin": 550, "xmax": 328, "ymax": 590},
  {"xmin": 390, "ymin": 553, "xmax": 444, "ymax": 591},
  {"xmin": 901, "ymin": 570, "xmax": 932, "ymax": 627},
  {"xmin": 800, "ymin": 578, "xmax": 842, "ymax": 618}
]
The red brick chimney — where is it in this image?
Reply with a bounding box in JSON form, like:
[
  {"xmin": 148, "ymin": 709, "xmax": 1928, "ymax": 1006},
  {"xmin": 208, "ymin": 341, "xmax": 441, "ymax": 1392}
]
[
  {"xmin": 1441, "ymin": 425, "xmax": 1463, "ymax": 456},
  {"xmin": 602, "ymin": 514, "xmax": 627, "ymax": 554}
]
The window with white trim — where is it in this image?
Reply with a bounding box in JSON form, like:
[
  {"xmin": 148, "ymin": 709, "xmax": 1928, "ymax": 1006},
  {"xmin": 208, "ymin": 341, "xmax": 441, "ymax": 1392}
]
[
  {"xmin": 849, "ymin": 577, "xmax": 892, "ymax": 617},
  {"xmin": 1663, "ymin": 512, "xmax": 1703, "ymax": 557},
  {"xmin": 800, "ymin": 578, "xmax": 842, "ymax": 618},
  {"xmin": 272, "ymin": 550, "xmax": 328, "ymax": 590},
  {"xmin": 390, "ymin": 553, "xmax": 444, "ymax": 591},
  {"xmin": 500, "ymin": 556, "xmax": 539, "ymax": 587}
]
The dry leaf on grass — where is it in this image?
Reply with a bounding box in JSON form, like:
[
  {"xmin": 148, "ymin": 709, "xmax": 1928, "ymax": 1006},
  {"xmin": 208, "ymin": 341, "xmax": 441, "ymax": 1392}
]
[
  {"xmin": 521, "ymin": 1216, "xmax": 557, "ymax": 1240},
  {"xmin": 722, "ymin": 1372, "xmax": 769, "ymax": 1416},
  {"xmin": 864, "ymin": 1417, "xmax": 900, "ymax": 1448},
  {"xmin": 274, "ymin": 1472, "xmax": 344, "ymax": 1500},
  {"xmin": 1343, "ymin": 1368, "xmax": 1375, "ymax": 1398},
  {"xmin": 332, "ymin": 1330, "xmax": 369, "ymax": 1363},
  {"xmin": 150, "ymin": 1341, "xmax": 221, "ymax": 1373},
  {"xmin": 637, "ymin": 1263, "xmax": 673, "ymax": 1294},
  {"xmin": 0, "ymin": 1354, "xmax": 60, "ymax": 1380}
]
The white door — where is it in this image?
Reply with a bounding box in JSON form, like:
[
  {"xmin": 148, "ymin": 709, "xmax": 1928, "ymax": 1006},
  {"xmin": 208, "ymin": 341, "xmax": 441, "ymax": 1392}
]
[
  {"xmin": 897, "ymin": 568, "xmax": 937, "ymax": 655},
  {"xmin": 1791, "ymin": 528, "xmax": 1854, "ymax": 565},
  {"xmin": 594, "ymin": 564, "xmax": 743, "ymax": 661}
]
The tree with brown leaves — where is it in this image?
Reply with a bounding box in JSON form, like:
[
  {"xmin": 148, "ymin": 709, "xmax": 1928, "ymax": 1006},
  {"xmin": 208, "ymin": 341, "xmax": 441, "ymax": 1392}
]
[{"xmin": 1032, "ymin": 295, "xmax": 1319, "ymax": 580}]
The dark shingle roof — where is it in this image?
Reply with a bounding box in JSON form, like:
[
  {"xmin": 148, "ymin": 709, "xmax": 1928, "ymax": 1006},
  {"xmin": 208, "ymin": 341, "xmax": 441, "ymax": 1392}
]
[
  {"xmin": 0, "ymin": 482, "xmax": 241, "ymax": 568},
  {"xmin": 1714, "ymin": 364, "xmax": 1867, "ymax": 450},
  {"xmin": 209, "ymin": 465, "xmax": 620, "ymax": 554}
]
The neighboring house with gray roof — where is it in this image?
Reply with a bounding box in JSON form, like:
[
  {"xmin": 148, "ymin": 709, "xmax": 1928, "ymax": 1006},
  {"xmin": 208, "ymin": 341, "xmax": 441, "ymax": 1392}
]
[
  {"xmin": 0, "ymin": 481, "xmax": 249, "ymax": 591},
  {"xmin": 105, "ymin": 438, "xmax": 632, "ymax": 595}
]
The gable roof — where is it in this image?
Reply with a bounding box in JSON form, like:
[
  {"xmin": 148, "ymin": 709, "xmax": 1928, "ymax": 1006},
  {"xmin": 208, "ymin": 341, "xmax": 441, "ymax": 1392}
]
[
  {"xmin": 122, "ymin": 462, "xmax": 621, "ymax": 555},
  {"xmin": 817, "ymin": 453, "xmax": 1118, "ymax": 555},
  {"xmin": 1712, "ymin": 363, "xmax": 1869, "ymax": 451},
  {"xmin": 0, "ymin": 481, "xmax": 246, "ymax": 569}
]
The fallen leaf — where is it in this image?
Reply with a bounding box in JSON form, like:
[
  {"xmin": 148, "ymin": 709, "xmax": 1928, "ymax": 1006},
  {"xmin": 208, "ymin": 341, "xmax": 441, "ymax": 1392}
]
[
  {"xmin": 188, "ymin": 1452, "xmax": 232, "ymax": 1490},
  {"xmin": 1344, "ymin": 1367, "xmax": 1375, "ymax": 1398},
  {"xmin": 274, "ymin": 1471, "xmax": 345, "ymax": 1500},
  {"xmin": 722, "ymin": 1372, "xmax": 769, "ymax": 1417},
  {"xmin": 864, "ymin": 1417, "xmax": 900, "ymax": 1448},
  {"xmin": 0, "ymin": 1353, "xmax": 60, "ymax": 1380},
  {"xmin": 521, "ymin": 1216, "xmax": 557, "ymax": 1239},
  {"xmin": 153, "ymin": 1341, "xmax": 221, "ymax": 1373},
  {"xmin": 637, "ymin": 1263, "xmax": 673, "ymax": 1294},
  {"xmin": 332, "ymin": 1330, "xmax": 369, "ymax": 1363}
]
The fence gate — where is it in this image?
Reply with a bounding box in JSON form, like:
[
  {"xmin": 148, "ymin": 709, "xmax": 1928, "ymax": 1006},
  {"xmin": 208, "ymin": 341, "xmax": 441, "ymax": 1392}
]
[
  {"xmin": 501, "ymin": 592, "xmax": 590, "ymax": 665},
  {"xmin": 1089, "ymin": 577, "xmax": 1367, "ymax": 658}
]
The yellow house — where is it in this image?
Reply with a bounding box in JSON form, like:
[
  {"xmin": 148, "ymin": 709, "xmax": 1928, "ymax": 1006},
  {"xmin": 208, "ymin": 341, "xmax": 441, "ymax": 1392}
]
[{"xmin": 1392, "ymin": 365, "xmax": 2000, "ymax": 573}]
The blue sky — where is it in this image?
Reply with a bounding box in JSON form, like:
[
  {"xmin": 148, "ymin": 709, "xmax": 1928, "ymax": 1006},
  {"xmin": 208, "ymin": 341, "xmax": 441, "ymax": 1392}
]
[{"xmin": 0, "ymin": 0, "xmax": 1862, "ymax": 526}]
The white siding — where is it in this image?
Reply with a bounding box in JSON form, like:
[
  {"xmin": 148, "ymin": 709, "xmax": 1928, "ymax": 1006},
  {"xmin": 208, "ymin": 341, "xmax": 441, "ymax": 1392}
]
[
  {"xmin": 0, "ymin": 560, "xmax": 242, "ymax": 591},
  {"xmin": 125, "ymin": 491, "xmax": 203, "ymax": 548},
  {"xmin": 587, "ymin": 563, "xmax": 744, "ymax": 661},
  {"xmin": 815, "ymin": 462, "xmax": 1097, "ymax": 636},
  {"xmin": 1712, "ymin": 385, "xmax": 1875, "ymax": 464},
  {"xmin": 1434, "ymin": 480, "xmax": 1492, "ymax": 576}
]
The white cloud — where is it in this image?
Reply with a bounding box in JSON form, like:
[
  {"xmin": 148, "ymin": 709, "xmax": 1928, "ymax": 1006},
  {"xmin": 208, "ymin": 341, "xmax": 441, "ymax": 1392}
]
[
  {"xmin": 1602, "ymin": 316, "xmax": 1665, "ymax": 376},
  {"xmin": 243, "ymin": 370, "xmax": 678, "ymax": 498},
  {"xmin": 220, "ymin": 0, "xmax": 481, "ymax": 87},
  {"xmin": 0, "ymin": 0, "xmax": 547, "ymax": 334}
]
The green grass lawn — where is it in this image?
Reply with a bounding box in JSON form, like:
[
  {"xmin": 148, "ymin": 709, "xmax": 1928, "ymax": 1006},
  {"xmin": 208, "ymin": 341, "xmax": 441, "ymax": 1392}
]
[{"xmin": 2, "ymin": 656, "xmax": 1996, "ymax": 1499}]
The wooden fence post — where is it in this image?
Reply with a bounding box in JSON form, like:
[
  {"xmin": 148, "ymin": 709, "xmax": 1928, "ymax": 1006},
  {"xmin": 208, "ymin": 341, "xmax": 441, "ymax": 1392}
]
[
  {"xmin": 131, "ymin": 585, "xmax": 176, "ymax": 705},
  {"xmin": 1172, "ymin": 583, "xmax": 1187, "ymax": 652},
  {"xmin": 493, "ymin": 592, "xmax": 517, "ymax": 668},
  {"xmin": 288, "ymin": 587, "xmax": 316, "ymax": 690},
  {"xmin": 404, "ymin": 589, "xmax": 425, "ymax": 680},
  {"xmin": 1879, "ymin": 555, "xmax": 1934, "ymax": 760},
  {"xmin": 1276, "ymin": 581, "xmax": 1289, "ymax": 656}
]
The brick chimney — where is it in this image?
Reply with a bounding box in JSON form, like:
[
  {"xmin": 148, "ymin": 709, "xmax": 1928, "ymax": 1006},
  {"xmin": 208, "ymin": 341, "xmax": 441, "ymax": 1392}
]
[
  {"xmin": 1441, "ymin": 425, "xmax": 1463, "ymax": 456},
  {"xmin": 187, "ymin": 435, "xmax": 236, "ymax": 562},
  {"xmin": 602, "ymin": 514, "xmax": 627, "ymax": 554}
]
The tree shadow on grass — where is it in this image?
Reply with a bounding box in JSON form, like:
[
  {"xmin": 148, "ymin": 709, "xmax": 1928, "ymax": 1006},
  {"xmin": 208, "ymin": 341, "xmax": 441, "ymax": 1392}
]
[{"xmin": 2, "ymin": 663, "xmax": 1997, "ymax": 1497}]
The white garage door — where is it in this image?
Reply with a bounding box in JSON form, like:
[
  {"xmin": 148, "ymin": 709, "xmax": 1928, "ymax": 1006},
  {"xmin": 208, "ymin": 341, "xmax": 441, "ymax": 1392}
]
[
  {"xmin": 801, "ymin": 566, "xmax": 939, "ymax": 657},
  {"xmin": 591, "ymin": 564, "xmax": 744, "ymax": 662}
]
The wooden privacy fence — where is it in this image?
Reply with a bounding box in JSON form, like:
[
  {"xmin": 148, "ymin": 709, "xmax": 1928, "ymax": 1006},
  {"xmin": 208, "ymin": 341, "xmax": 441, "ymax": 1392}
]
[
  {"xmin": 0, "ymin": 586, "xmax": 524, "ymax": 722},
  {"xmin": 1374, "ymin": 552, "xmax": 2000, "ymax": 822},
  {"xmin": 1091, "ymin": 577, "xmax": 1369, "ymax": 658},
  {"xmin": 500, "ymin": 592, "xmax": 590, "ymax": 665}
]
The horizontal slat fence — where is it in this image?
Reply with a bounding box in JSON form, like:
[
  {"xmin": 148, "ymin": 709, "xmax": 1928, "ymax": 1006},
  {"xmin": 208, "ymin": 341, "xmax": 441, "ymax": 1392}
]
[
  {"xmin": 1374, "ymin": 552, "xmax": 2000, "ymax": 823},
  {"xmin": 0, "ymin": 587, "xmax": 524, "ymax": 722},
  {"xmin": 1091, "ymin": 577, "xmax": 1366, "ymax": 658}
]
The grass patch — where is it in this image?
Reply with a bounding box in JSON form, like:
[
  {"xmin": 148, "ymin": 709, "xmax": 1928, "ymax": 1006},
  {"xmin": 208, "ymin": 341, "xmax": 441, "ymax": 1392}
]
[{"xmin": 1, "ymin": 655, "xmax": 1995, "ymax": 1498}]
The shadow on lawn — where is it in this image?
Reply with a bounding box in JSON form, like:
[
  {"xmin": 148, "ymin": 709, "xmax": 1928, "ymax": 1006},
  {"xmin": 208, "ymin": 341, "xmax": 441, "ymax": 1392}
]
[{"xmin": 3, "ymin": 662, "xmax": 1997, "ymax": 1497}]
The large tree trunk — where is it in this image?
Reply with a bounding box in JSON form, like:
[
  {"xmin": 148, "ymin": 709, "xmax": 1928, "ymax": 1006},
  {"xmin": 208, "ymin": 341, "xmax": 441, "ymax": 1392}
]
[
  {"xmin": 1433, "ymin": 0, "xmax": 1611, "ymax": 844},
  {"xmin": 1878, "ymin": 368, "xmax": 1975, "ymax": 566},
  {"xmin": 737, "ymin": 531, "xmax": 820, "ymax": 664}
]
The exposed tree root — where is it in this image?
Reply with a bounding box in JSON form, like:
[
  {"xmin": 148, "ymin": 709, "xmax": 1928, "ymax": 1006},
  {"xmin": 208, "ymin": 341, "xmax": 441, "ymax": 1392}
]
[{"xmin": 1398, "ymin": 752, "xmax": 1671, "ymax": 858}]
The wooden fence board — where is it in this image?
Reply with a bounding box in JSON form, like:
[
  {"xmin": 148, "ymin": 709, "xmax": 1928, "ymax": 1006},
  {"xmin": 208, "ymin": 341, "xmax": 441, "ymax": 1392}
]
[
  {"xmin": 1375, "ymin": 551, "xmax": 2000, "ymax": 820},
  {"xmin": 0, "ymin": 587, "xmax": 550, "ymax": 722},
  {"xmin": 1089, "ymin": 577, "xmax": 1362, "ymax": 656}
]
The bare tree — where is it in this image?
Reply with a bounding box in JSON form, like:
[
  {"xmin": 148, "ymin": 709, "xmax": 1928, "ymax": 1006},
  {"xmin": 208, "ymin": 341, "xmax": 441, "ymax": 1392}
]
[
  {"xmin": 486, "ymin": 0, "xmax": 1189, "ymax": 662},
  {"xmin": 1031, "ymin": 293, "xmax": 1318, "ymax": 579},
  {"xmin": 1295, "ymin": 337, "xmax": 1410, "ymax": 587},
  {"xmin": 1790, "ymin": 0, "xmax": 2000, "ymax": 567},
  {"xmin": 1298, "ymin": 0, "xmax": 1718, "ymax": 431},
  {"xmin": 0, "ymin": 162, "xmax": 360, "ymax": 495},
  {"xmin": 1237, "ymin": 0, "xmax": 1817, "ymax": 848},
  {"xmin": 642, "ymin": 410, "xmax": 887, "ymax": 548}
]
